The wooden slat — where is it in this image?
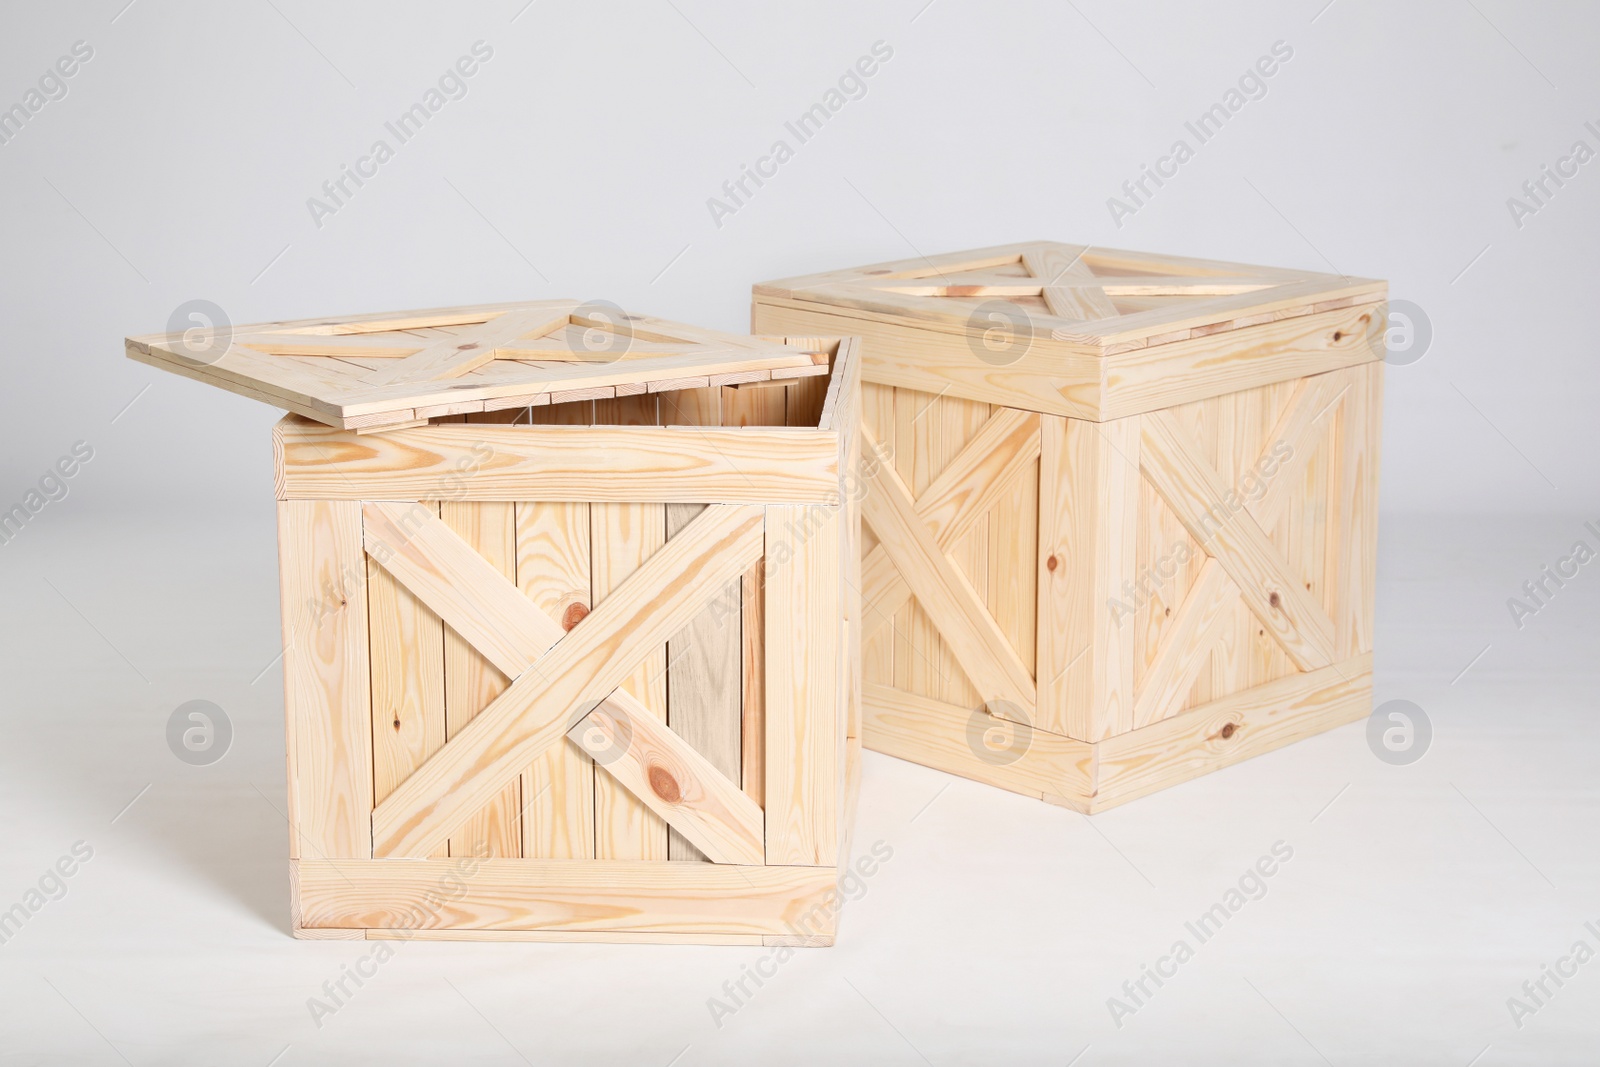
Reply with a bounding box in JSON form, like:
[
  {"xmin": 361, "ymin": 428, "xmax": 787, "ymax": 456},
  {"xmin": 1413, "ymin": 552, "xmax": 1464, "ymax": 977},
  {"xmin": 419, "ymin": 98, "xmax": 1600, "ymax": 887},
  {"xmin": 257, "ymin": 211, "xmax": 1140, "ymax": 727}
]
[
  {"xmin": 592, "ymin": 496, "xmax": 669, "ymax": 862},
  {"xmin": 370, "ymin": 504, "xmax": 764, "ymax": 859},
  {"xmin": 515, "ymin": 501, "xmax": 595, "ymax": 860},
  {"xmin": 739, "ymin": 562, "xmax": 765, "ymax": 806},
  {"xmin": 363, "ymin": 307, "xmax": 572, "ymax": 386},
  {"xmin": 860, "ymin": 426, "xmax": 1036, "ymax": 715},
  {"xmin": 861, "ymin": 408, "xmax": 1040, "ymax": 636},
  {"xmin": 297, "ymin": 859, "xmax": 835, "ymax": 936},
  {"xmin": 1139, "ymin": 410, "xmax": 1337, "ymax": 672},
  {"xmin": 661, "ymin": 385, "xmax": 744, "ymax": 860},
  {"xmin": 1092, "ymin": 653, "xmax": 1373, "ymax": 811},
  {"xmin": 764, "ymin": 504, "xmax": 841, "ymax": 866},
  {"xmin": 366, "ymin": 514, "xmax": 446, "ymax": 859},
  {"xmin": 440, "ymin": 501, "xmax": 521, "ymax": 858},
  {"xmin": 1021, "ymin": 243, "xmax": 1119, "ymax": 321},
  {"xmin": 1131, "ymin": 557, "xmax": 1238, "ymax": 727},
  {"xmin": 277, "ymin": 500, "xmax": 371, "ymax": 860},
  {"xmin": 1099, "ymin": 303, "xmax": 1383, "ymax": 420},
  {"xmin": 567, "ymin": 702, "xmax": 763, "ymax": 866},
  {"xmin": 861, "ymin": 684, "xmax": 1093, "ymax": 801},
  {"xmin": 273, "ymin": 419, "xmax": 840, "ymax": 504},
  {"xmin": 1036, "ymin": 415, "xmax": 1141, "ymax": 741},
  {"xmin": 1334, "ymin": 362, "xmax": 1382, "ymax": 658},
  {"xmin": 363, "ymin": 501, "xmax": 762, "ymax": 862}
]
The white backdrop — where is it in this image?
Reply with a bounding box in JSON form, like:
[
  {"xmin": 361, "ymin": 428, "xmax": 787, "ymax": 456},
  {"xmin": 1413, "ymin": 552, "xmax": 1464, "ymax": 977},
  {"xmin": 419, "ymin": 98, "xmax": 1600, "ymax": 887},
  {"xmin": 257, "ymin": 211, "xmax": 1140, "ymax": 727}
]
[
  {"xmin": 1, "ymin": 0, "xmax": 1595, "ymax": 516},
  {"xmin": 2, "ymin": 3, "xmax": 1598, "ymax": 1065}
]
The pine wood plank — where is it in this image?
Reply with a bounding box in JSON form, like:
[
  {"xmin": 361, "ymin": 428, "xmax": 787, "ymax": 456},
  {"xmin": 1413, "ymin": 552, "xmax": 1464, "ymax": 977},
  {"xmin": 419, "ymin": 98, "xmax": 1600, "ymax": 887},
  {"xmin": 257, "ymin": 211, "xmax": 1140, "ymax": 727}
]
[
  {"xmin": 273, "ymin": 418, "xmax": 840, "ymax": 505},
  {"xmin": 862, "ymin": 683, "xmax": 1093, "ymax": 801},
  {"xmin": 1091, "ymin": 653, "xmax": 1373, "ymax": 811},
  {"xmin": 366, "ymin": 517, "xmax": 447, "ymax": 860},
  {"xmin": 661, "ymin": 386, "xmax": 744, "ymax": 860},
  {"xmin": 1335, "ymin": 361, "xmax": 1383, "ymax": 658},
  {"xmin": 860, "ymin": 408, "xmax": 1041, "ymax": 638},
  {"xmin": 440, "ymin": 501, "xmax": 521, "ymax": 858},
  {"xmin": 764, "ymin": 504, "xmax": 842, "ymax": 866},
  {"xmin": 1139, "ymin": 410, "xmax": 1337, "ymax": 672},
  {"xmin": 860, "ymin": 425, "xmax": 1036, "ymax": 716},
  {"xmin": 592, "ymin": 494, "xmax": 670, "ymax": 862},
  {"xmin": 515, "ymin": 500, "xmax": 595, "ymax": 860},
  {"xmin": 370, "ymin": 503, "xmax": 763, "ymax": 858},
  {"xmin": 567, "ymin": 701, "xmax": 763, "ymax": 866},
  {"xmin": 1131, "ymin": 557, "xmax": 1238, "ymax": 727},
  {"xmin": 296, "ymin": 859, "xmax": 835, "ymax": 936},
  {"xmin": 277, "ymin": 499, "xmax": 372, "ymax": 860},
  {"xmin": 1036, "ymin": 415, "xmax": 1140, "ymax": 741}
]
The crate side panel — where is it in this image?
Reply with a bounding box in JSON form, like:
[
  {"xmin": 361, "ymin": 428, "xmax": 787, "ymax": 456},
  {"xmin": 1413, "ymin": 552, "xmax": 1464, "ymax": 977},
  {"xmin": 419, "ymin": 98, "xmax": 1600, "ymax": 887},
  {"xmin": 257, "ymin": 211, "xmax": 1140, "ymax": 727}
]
[
  {"xmin": 592, "ymin": 499, "xmax": 670, "ymax": 860},
  {"xmin": 440, "ymin": 499, "xmax": 522, "ymax": 858},
  {"xmin": 515, "ymin": 500, "xmax": 596, "ymax": 859},
  {"xmin": 367, "ymin": 504, "xmax": 447, "ymax": 859},
  {"xmin": 278, "ymin": 499, "xmax": 373, "ymax": 860}
]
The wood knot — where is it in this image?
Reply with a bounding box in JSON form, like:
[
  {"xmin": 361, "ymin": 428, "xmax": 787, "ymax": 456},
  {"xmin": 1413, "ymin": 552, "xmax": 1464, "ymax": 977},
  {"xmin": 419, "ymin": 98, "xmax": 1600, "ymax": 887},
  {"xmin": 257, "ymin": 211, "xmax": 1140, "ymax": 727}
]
[
  {"xmin": 1332, "ymin": 330, "xmax": 1344, "ymax": 342},
  {"xmin": 1268, "ymin": 591, "xmax": 1282, "ymax": 610},
  {"xmin": 1220, "ymin": 722, "xmax": 1237, "ymax": 739},
  {"xmin": 648, "ymin": 765, "xmax": 681, "ymax": 804},
  {"xmin": 457, "ymin": 342, "xmax": 478, "ymax": 350},
  {"xmin": 562, "ymin": 602, "xmax": 590, "ymax": 631},
  {"xmin": 1046, "ymin": 554, "xmax": 1059, "ymax": 572}
]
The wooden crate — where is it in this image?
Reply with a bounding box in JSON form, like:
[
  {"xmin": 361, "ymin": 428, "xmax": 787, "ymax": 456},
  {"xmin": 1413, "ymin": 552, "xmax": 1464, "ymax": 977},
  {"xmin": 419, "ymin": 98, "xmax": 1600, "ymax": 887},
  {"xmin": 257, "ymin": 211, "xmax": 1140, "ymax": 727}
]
[
  {"xmin": 753, "ymin": 242, "xmax": 1383, "ymax": 812},
  {"xmin": 128, "ymin": 303, "xmax": 862, "ymax": 944}
]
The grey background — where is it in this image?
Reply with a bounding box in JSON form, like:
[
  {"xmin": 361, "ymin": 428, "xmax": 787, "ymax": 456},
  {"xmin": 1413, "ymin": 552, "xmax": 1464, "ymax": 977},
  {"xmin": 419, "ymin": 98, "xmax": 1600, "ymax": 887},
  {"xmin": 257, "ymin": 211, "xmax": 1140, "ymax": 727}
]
[{"xmin": 1, "ymin": 1, "xmax": 1596, "ymax": 1064}]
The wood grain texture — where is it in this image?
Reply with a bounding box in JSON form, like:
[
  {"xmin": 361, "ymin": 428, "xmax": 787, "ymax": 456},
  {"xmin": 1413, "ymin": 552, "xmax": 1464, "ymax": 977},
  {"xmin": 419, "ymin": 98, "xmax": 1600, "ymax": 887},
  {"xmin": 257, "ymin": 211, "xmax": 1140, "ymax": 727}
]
[
  {"xmin": 515, "ymin": 500, "xmax": 595, "ymax": 860},
  {"xmin": 440, "ymin": 500, "xmax": 521, "ymax": 858},
  {"xmin": 366, "ymin": 518, "xmax": 447, "ymax": 859},
  {"xmin": 764, "ymin": 504, "xmax": 842, "ymax": 866},
  {"xmin": 1091, "ymin": 652, "xmax": 1372, "ymax": 811},
  {"xmin": 131, "ymin": 300, "xmax": 819, "ymax": 429},
  {"xmin": 592, "ymin": 499, "xmax": 670, "ymax": 861},
  {"xmin": 1036, "ymin": 415, "xmax": 1140, "ymax": 741},
  {"xmin": 665, "ymin": 500, "xmax": 743, "ymax": 861},
  {"xmin": 365, "ymin": 499, "xmax": 759, "ymax": 863},
  {"xmin": 278, "ymin": 499, "xmax": 372, "ymax": 860},
  {"xmin": 860, "ymin": 408, "xmax": 1041, "ymax": 639},
  {"xmin": 274, "ymin": 419, "xmax": 839, "ymax": 504},
  {"xmin": 862, "ymin": 683, "xmax": 1093, "ymax": 801},
  {"xmin": 567, "ymin": 701, "xmax": 763, "ymax": 866},
  {"xmin": 860, "ymin": 425, "xmax": 1036, "ymax": 716},
  {"xmin": 371, "ymin": 504, "xmax": 764, "ymax": 859},
  {"xmin": 1334, "ymin": 362, "xmax": 1383, "ymax": 659},
  {"xmin": 1139, "ymin": 409, "xmax": 1336, "ymax": 672},
  {"xmin": 297, "ymin": 859, "xmax": 835, "ymax": 936}
]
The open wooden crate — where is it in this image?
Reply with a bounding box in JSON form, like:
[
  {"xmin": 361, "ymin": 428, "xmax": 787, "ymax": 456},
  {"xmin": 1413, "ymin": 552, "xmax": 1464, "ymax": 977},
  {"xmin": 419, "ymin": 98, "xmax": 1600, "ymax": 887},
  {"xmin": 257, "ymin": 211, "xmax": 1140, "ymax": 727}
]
[
  {"xmin": 128, "ymin": 302, "xmax": 862, "ymax": 944},
  {"xmin": 754, "ymin": 243, "xmax": 1383, "ymax": 812}
]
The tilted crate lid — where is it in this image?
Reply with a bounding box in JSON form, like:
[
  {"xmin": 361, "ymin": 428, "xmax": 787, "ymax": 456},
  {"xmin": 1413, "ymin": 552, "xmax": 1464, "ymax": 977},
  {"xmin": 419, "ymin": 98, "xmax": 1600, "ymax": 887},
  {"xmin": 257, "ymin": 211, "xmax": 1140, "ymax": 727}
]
[
  {"xmin": 126, "ymin": 299, "xmax": 826, "ymax": 431},
  {"xmin": 755, "ymin": 241, "xmax": 1385, "ymax": 354}
]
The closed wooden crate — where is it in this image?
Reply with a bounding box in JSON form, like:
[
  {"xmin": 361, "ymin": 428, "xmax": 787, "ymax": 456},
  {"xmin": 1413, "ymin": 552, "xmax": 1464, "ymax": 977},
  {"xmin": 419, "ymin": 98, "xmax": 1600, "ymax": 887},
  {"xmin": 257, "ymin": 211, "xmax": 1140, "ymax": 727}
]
[
  {"xmin": 754, "ymin": 242, "xmax": 1383, "ymax": 811},
  {"xmin": 127, "ymin": 302, "xmax": 862, "ymax": 944}
]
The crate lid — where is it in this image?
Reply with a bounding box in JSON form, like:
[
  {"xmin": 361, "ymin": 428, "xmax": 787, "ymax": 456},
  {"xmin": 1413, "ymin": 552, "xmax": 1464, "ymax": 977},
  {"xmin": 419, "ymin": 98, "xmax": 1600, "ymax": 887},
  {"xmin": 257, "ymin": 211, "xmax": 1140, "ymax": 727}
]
[
  {"xmin": 755, "ymin": 241, "xmax": 1385, "ymax": 353},
  {"xmin": 126, "ymin": 299, "xmax": 825, "ymax": 431}
]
